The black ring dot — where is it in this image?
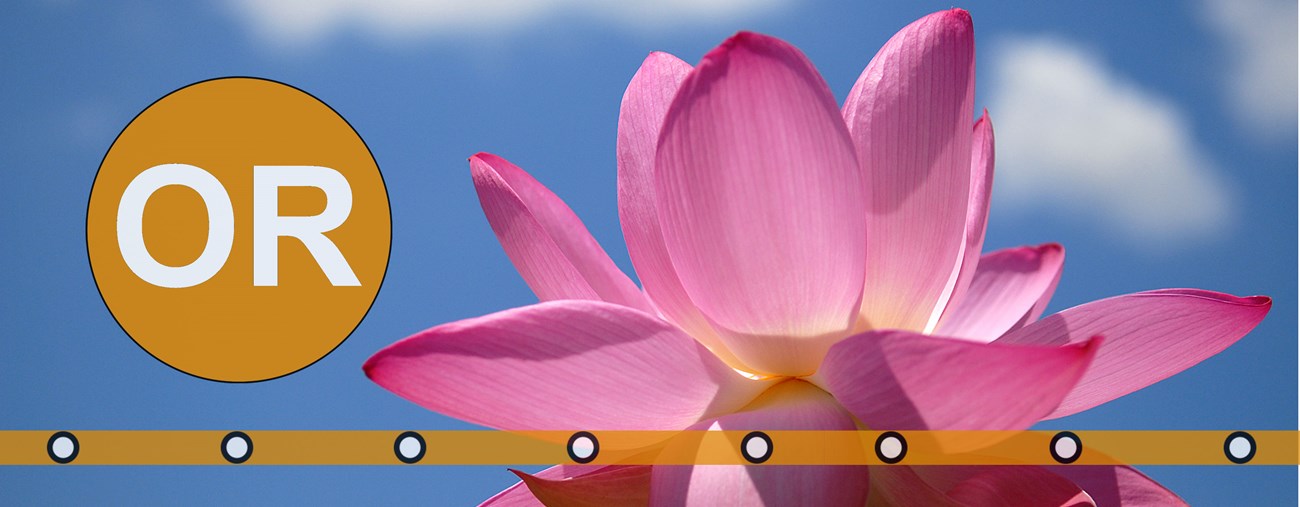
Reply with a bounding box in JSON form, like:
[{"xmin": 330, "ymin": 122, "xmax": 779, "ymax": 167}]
[
  {"xmin": 567, "ymin": 431, "xmax": 599, "ymax": 464},
  {"xmin": 741, "ymin": 431, "xmax": 773, "ymax": 464},
  {"xmin": 875, "ymin": 431, "xmax": 907, "ymax": 464}
]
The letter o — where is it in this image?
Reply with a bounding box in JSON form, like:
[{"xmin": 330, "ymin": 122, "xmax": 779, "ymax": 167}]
[{"xmin": 116, "ymin": 163, "xmax": 235, "ymax": 288}]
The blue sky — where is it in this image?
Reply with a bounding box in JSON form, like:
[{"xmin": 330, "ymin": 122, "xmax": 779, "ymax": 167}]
[{"xmin": 1, "ymin": 0, "xmax": 1296, "ymax": 504}]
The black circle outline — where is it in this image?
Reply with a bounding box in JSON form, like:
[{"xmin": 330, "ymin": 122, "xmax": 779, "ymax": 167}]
[
  {"xmin": 47, "ymin": 431, "xmax": 79, "ymax": 464},
  {"xmin": 1224, "ymin": 431, "xmax": 1256, "ymax": 464},
  {"xmin": 566, "ymin": 431, "xmax": 599, "ymax": 464},
  {"xmin": 740, "ymin": 431, "xmax": 773, "ymax": 464},
  {"xmin": 1049, "ymin": 431, "xmax": 1082, "ymax": 464},
  {"xmin": 875, "ymin": 431, "xmax": 907, "ymax": 464},
  {"xmin": 84, "ymin": 76, "xmax": 393, "ymax": 383},
  {"xmin": 221, "ymin": 431, "xmax": 253, "ymax": 464},
  {"xmin": 394, "ymin": 431, "xmax": 426, "ymax": 464}
]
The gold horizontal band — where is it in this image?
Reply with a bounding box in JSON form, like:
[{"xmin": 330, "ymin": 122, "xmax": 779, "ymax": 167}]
[{"xmin": 2, "ymin": 430, "xmax": 1294, "ymax": 466}]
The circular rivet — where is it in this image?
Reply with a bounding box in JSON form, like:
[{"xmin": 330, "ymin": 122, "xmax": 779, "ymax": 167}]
[
  {"xmin": 875, "ymin": 431, "xmax": 907, "ymax": 464},
  {"xmin": 1049, "ymin": 431, "xmax": 1081, "ymax": 464},
  {"xmin": 394, "ymin": 431, "xmax": 426, "ymax": 464},
  {"xmin": 741, "ymin": 431, "xmax": 773, "ymax": 464},
  {"xmin": 221, "ymin": 431, "xmax": 253, "ymax": 464},
  {"xmin": 47, "ymin": 431, "xmax": 79, "ymax": 464},
  {"xmin": 1224, "ymin": 431, "xmax": 1255, "ymax": 464},
  {"xmin": 567, "ymin": 431, "xmax": 599, "ymax": 464}
]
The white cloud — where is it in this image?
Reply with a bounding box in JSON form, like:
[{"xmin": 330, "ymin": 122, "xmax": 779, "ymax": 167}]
[
  {"xmin": 989, "ymin": 37, "xmax": 1234, "ymax": 247},
  {"xmin": 1200, "ymin": 0, "xmax": 1298, "ymax": 138},
  {"xmin": 224, "ymin": 0, "xmax": 786, "ymax": 47}
]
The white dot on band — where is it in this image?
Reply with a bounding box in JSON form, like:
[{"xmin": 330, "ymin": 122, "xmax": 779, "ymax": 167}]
[
  {"xmin": 1053, "ymin": 436, "xmax": 1078, "ymax": 460},
  {"xmin": 571, "ymin": 436, "xmax": 595, "ymax": 459},
  {"xmin": 1228, "ymin": 435, "xmax": 1252, "ymax": 459},
  {"xmin": 879, "ymin": 435, "xmax": 903, "ymax": 460},
  {"xmin": 225, "ymin": 435, "xmax": 249, "ymax": 459},
  {"xmin": 398, "ymin": 435, "xmax": 423, "ymax": 459},
  {"xmin": 51, "ymin": 436, "xmax": 75, "ymax": 459},
  {"xmin": 744, "ymin": 436, "xmax": 769, "ymax": 460}
]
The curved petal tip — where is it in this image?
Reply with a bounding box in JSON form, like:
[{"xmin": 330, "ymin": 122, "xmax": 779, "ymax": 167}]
[
  {"xmin": 698, "ymin": 31, "xmax": 806, "ymax": 72},
  {"xmin": 710, "ymin": 31, "xmax": 774, "ymax": 54},
  {"xmin": 469, "ymin": 152, "xmax": 504, "ymax": 171},
  {"xmin": 1143, "ymin": 288, "xmax": 1272, "ymax": 308},
  {"xmin": 942, "ymin": 7, "xmax": 972, "ymax": 24},
  {"xmin": 1000, "ymin": 287, "xmax": 1273, "ymax": 418}
]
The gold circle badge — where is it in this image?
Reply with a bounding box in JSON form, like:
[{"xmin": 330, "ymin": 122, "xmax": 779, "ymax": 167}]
[{"xmin": 87, "ymin": 77, "xmax": 390, "ymax": 382}]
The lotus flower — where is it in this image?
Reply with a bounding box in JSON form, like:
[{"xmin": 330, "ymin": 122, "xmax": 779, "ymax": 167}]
[{"xmin": 364, "ymin": 8, "xmax": 1270, "ymax": 506}]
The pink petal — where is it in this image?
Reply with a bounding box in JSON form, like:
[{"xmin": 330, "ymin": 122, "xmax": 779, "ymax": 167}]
[
  {"xmin": 1049, "ymin": 466, "xmax": 1187, "ymax": 506},
  {"xmin": 935, "ymin": 243, "xmax": 1066, "ymax": 342},
  {"xmin": 843, "ymin": 8, "xmax": 976, "ymax": 332},
  {"xmin": 907, "ymin": 451, "xmax": 1183, "ymax": 505},
  {"xmin": 364, "ymin": 300, "xmax": 770, "ymax": 430},
  {"xmin": 815, "ymin": 329, "xmax": 1100, "ymax": 430},
  {"xmin": 1024, "ymin": 257, "xmax": 1065, "ymax": 325},
  {"xmin": 909, "ymin": 462, "xmax": 1185, "ymax": 506},
  {"xmin": 945, "ymin": 467, "xmax": 1095, "ymax": 506},
  {"xmin": 480, "ymin": 467, "xmax": 562, "ymax": 507},
  {"xmin": 616, "ymin": 52, "xmax": 750, "ymax": 371},
  {"xmin": 650, "ymin": 381, "xmax": 870, "ymax": 506},
  {"xmin": 654, "ymin": 31, "xmax": 866, "ymax": 375},
  {"xmin": 513, "ymin": 466, "xmax": 650, "ymax": 506},
  {"xmin": 480, "ymin": 483, "xmax": 542, "ymax": 506},
  {"xmin": 867, "ymin": 466, "xmax": 959, "ymax": 506},
  {"xmin": 936, "ymin": 112, "xmax": 996, "ymax": 326},
  {"xmin": 995, "ymin": 289, "xmax": 1272, "ymax": 418},
  {"xmin": 471, "ymin": 153, "xmax": 652, "ymax": 313},
  {"xmin": 480, "ymin": 465, "xmax": 612, "ymax": 507}
]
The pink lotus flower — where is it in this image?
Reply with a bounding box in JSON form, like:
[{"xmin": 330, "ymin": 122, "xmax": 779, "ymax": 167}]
[{"xmin": 365, "ymin": 9, "xmax": 1270, "ymax": 506}]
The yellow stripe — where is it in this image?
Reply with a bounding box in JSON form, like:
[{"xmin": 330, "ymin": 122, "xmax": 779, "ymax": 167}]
[{"xmin": 2, "ymin": 430, "xmax": 1295, "ymax": 465}]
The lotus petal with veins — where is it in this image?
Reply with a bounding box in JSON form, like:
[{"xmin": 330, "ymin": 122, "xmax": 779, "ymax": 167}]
[{"xmin": 365, "ymin": 8, "xmax": 1270, "ymax": 506}]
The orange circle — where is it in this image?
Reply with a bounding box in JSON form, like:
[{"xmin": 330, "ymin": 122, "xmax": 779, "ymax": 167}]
[{"xmin": 87, "ymin": 77, "xmax": 390, "ymax": 382}]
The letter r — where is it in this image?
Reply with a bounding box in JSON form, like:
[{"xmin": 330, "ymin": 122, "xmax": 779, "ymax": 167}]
[{"xmin": 252, "ymin": 165, "xmax": 361, "ymax": 287}]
